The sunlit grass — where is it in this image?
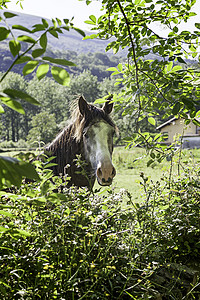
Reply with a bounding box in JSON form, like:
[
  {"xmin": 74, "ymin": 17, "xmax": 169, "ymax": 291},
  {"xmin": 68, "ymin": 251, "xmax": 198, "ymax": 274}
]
[
  {"xmin": 2, "ymin": 145, "xmax": 200, "ymax": 201},
  {"xmin": 109, "ymin": 146, "xmax": 200, "ymax": 200}
]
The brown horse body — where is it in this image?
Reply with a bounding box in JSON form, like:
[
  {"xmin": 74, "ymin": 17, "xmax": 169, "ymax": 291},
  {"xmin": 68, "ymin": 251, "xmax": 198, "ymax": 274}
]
[{"xmin": 45, "ymin": 96, "xmax": 117, "ymax": 188}]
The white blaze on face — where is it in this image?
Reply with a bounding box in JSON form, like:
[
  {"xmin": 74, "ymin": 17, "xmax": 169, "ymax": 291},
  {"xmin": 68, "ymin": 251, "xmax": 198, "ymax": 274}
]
[{"xmin": 84, "ymin": 120, "xmax": 116, "ymax": 186}]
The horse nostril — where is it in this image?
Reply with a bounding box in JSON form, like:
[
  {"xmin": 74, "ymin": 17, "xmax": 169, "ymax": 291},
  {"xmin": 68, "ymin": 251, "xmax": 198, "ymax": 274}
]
[
  {"xmin": 102, "ymin": 178, "xmax": 106, "ymax": 183},
  {"xmin": 112, "ymin": 167, "xmax": 116, "ymax": 177},
  {"xmin": 97, "ymin": 167, "xmax": 102, "ymax": 178}
]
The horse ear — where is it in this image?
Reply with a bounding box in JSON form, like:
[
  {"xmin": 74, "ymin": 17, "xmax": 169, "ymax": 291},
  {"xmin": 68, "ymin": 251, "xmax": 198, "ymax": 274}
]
[
  {"xmin": 102, "ymin": 99, "xmax": 113, "ymax": 115},
  {"xmin": 78, "ymin": 96, "xmax": 90, "ymax": 116}
]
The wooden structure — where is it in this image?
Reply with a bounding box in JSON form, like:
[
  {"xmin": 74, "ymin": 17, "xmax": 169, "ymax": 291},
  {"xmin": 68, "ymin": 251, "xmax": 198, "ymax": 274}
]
[{"xmin": 156, "ymin": 117, "xmax": 200, "ymax": 148}]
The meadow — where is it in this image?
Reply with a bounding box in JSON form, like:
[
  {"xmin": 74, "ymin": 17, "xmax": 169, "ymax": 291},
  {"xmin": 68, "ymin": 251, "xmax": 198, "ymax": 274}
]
[
  {"xmin": 103, "ymin": 146, "xmax": 200, "ymax": 199},
  {"xmin": 2, "ymin": 145, "xmax": 200, "ymax": 198}
]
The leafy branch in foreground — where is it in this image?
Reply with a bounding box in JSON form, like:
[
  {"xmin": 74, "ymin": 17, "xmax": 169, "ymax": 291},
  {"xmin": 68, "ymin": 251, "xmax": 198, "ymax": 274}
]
[
  {"xmin": 0, "ymin": 9, "xmax": 86, "ymax": 113},
  {"xmin": 84, "ymin": 0, "xmax": 200, "ymax": 157},
  {"xmin": 0, "ymin": 155, "xmax": 40, "ymax": 189},
  {"xmin": 0, "ymin": 11, "xmax": 80, "ymax": 86}
]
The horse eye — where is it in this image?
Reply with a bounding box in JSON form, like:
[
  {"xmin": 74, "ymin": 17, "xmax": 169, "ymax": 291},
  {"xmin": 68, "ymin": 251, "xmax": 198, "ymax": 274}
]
[{"xmin": 84, "ymin": 133, "xmax": 89, "ymax": 139}]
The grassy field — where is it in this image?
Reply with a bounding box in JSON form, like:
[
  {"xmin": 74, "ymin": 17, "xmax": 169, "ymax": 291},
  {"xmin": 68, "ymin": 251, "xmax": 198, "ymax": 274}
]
[
  {"xmin": 2, "ymin": 146, "xmax": 200, "ymax": 201},
  {"xmin": 109, "ymin": 146, "xmax": 200, "ymax": 200},
  {"xmin": 108, "ymin": 147, "xmax": 166, "ymax": 200}
]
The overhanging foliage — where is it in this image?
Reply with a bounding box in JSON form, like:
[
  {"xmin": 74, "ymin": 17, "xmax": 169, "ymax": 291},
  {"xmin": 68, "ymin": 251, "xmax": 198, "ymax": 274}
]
[{"xmin": 84, "ymin": 0, "xmax": 200, "ymax": 153}]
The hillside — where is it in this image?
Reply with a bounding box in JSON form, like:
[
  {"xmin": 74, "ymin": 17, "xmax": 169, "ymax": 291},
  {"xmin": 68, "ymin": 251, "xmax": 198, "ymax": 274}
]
[
  {"xmin": 0, "ymin": 10, "xmax": 127, "ymax": 79},
  {"xmin": 0, "ymin": 10, "xmax": 123, "ymax": 54}
]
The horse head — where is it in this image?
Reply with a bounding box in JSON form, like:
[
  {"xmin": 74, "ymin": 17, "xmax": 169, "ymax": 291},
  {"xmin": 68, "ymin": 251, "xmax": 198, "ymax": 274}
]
[{"xmin": 78, "ymin": 96, "xmax": 116, "ymax": 186}]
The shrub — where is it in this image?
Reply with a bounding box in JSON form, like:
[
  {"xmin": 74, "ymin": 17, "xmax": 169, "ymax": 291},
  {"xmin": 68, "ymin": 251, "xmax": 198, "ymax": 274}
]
[
  {"xmin": 0, "ymin": 154, "xmax": 200, "ymax": 299},
  {"xmin": 0, "ymin": 139, "xmax": 30, "ymax": 149},
  {"xmin": 0, "ymin": 140, "xmax": 15, "ymax": 149}
]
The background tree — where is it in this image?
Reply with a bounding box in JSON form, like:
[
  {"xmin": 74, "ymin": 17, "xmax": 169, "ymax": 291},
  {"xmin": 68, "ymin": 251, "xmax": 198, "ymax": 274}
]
[
  {"xmin": 0, "ymin": 72, "xmax": 30, "ymax": 141},
  {"xmin": 26, "ymin": 76, "xmax": 71, "ymax": 124},
  {"xmin": 27, "ymin": 111, "xmax": 58, "ymax": 145},
  {"xmin": 69, "ymin": 70, "xmax": 101, "ymax": 102}
]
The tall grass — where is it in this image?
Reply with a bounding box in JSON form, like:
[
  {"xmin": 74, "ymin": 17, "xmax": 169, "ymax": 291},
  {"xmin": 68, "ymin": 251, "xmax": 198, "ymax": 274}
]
[{"xmin": 0, "ymin": 149, "xmax": 200, "ymax": 299}]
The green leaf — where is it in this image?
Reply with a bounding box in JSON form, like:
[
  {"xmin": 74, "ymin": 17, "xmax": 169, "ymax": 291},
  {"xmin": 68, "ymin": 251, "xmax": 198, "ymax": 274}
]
[
  {"xmin": 4, "ymin": 12, "xmax": 17, "ymax": 18},
  {"xmin": 147, "ymin": 159, "xmax": 154, "ymax": 167},
  {"xmin": 3, "ymin": 89, "xmax": 40, "ymax": 106},
  {"xmin": 148, "ymin": 117, "xmax": 156, "ymax": 126},
  {"xmin": 112, "ymin": 43, "xmax": 120, "ymax": 54},
  {"xmin": 0, "ymin": 156, "xmax": 39, "ymax": 189},
  {"xmin": 0, "ymin": 97, "xmax": 25, "ymax": 114},
  {"xmin": 84, "ymin": 20, "xmax": 96, "ymax": 25},
  {"xmin": 171, "ymin": 65, "xmax": 182, "ymax": 72},
  {"xmin": 63, "ymin": 19, "xmax": 69, "ymax": 25},
  {"xmin": 49, "ymin": 29, "xmax": 58, "ymax": 38},
  {"xmin": 12, "ymin": 24, "xmax": 32, "ymax": 33},
  {"xmin": 182, "ymin": 98, "xmax": 194, "ymax": 109},
  {"xmin": 195, "ymin": 23, "xmax": 200, "ymax": 30},
  {"xmin": 193, "ymin": 119, "xmax": 200, "ymax": 127},
  {"xmin": 117, "ymin": 63, "xmax": 123, "ymax": 71},
  {"xmin": 32, "ymin": 24, "xmax": 45, "ymax": 32},
  {"xmin": 0, "ymin": 27, "xmax": 10, "ymax": 41},
  {"xmin": 9, "ymin": 40, "xmax": 21, "ymax": 57},
  {"xmin": 42, "ymin": 18, "xmax": 49, "ymax": 28},
  {"xmin": 52, "ymin": 18, "xmax": 57, "ymax": 28},
  {"xmin": 32, "ymin": 48, "xmax": 46, "ymax": 58},
  {"xmin": 40, "ymin": 33, "xmax": 47, "ymax": 49},
  {"xmin": 15, "ymin": 229, "xmax": 31, "ymax": 237},
  {"xmin": 15, "ymin": 56, "xmax": 32, "ymax": 64},
  {"xmin": 89, "ymin": 15, "xmax": 96, "ymax": 23},
  {"xmin": 36, "ymin": 64, "xmax": 49, "ymax": 80},
  {"xmin": 0, "ymin": 226, "xmax": 9, "ymax": 233},
  {"xmin": 150, "ymin": 152, "xmax": 155, "ymax": 159},
  {"xmin": 23, "ymin": 61, "xmax": 39, "ymax": 76},
  {"xmin": 51, "ymin": 66, "xmax": 70, "ymax": 86},
  {"xmin": 0, "ymin": 105, "xmax": 5, "ymax": 113},
  {"xmin": 172, "ymin": 102, "xmax": 181, "ymax": 115},
  {"xmin": 173, "ymin": 26, "xmax": 178, "ymax": 33},
  {"xmin": 42, "ymin": 56, "xmax": 76, "ymax": 66},
  {"xmin": 14, "ymin": 160, "xmax": 40, "ymax": 180},
  {"xmin": 0, "ymin": 210, "xmax": 15, "ymax": 218},
  {"xmin": 62, "ymin": 25, "xmax": 70, "ymax": 32},
  {"xmin": 17, "ymin": 35, "xmax": 36, "ymax": 43},
  {"xmin": 56, "ymin": 18, "xmax": 62, "ymax": 26},
  {"xmin": 0, "ymin": 156, "xmax": 21, "ymax": 188},
  {"xmin": 166, "ymin": 61, "xmax": 173, "ymax": 72},
  {"xmin": 55, "ymin": 27, "xmax": 63, "ymax": 34},
  {"xmin": 107, "ymin": 67, "xmax": 119, "ymax": 72},
  {"xmin": 94, "ymin": 98, "xmax": 109, "ymax": 104},
  {"xmin": 177, "ymin": 57, "xmax": 186, "ymax": 64},
  {"xmin": 85, "ymin": 15, "xmax": 96, "ymax": 25},
  {"xmin": 73, "ymin": 27, "xmax": 85, "ymax": 37},
  {"xmin": 83, "ymin": 34, "xmax": 98, "ymax": 40}
]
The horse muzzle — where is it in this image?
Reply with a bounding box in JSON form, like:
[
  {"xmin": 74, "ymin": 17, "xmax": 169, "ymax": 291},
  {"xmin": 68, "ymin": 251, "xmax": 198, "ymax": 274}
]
[{"xmin": 96, "ymin": 163, "xmax": 116, "ymax": 186}]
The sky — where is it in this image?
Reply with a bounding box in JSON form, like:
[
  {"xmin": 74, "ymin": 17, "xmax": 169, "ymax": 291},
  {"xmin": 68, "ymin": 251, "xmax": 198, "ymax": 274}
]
[
  {"xmin": 6, "ymin": 0, "xmax": 102, "ymax": 30},
  {"xmin": 5, "ymin": 0, "xmax": 200, "ymax": 34}
]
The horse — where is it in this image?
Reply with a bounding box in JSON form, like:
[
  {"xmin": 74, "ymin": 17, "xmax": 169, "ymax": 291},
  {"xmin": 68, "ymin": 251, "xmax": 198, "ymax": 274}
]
[{"xmin": 45, "ymin": 95, "xmax": 117, "ymax": 189}]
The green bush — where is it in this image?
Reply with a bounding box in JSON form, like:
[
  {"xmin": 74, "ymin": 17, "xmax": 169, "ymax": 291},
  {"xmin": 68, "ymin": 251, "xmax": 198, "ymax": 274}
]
[
  {"xmin": 0, "ymin": 140, "xmax": 16, "ymax": 149},
  {"xmin": 0, "ymin": 155, "xmax": 200, "ymax": 299},
  {"xmin": 0, "ymin": 139, "xmax": 30, "ymax": 149}
]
